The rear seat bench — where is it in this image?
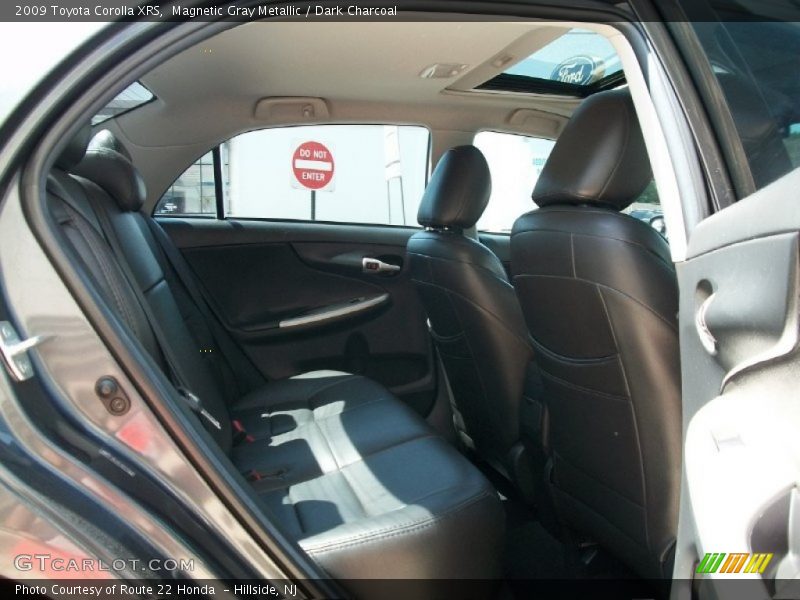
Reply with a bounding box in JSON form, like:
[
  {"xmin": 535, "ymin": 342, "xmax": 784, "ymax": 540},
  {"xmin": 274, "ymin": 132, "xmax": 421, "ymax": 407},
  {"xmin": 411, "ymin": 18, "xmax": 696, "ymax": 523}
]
[{"xmin": 46, "ymin": 125, "xmax": 504, "ymax": 582}]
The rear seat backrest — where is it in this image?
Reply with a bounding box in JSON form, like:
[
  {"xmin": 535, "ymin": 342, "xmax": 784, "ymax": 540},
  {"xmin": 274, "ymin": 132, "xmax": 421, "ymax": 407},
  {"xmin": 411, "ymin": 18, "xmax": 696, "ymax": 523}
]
[
  {"xmin": 47, "ymin": 173, "xmax": 163, "ymax": 367},
  {"xmin": 46, "ymin": 127, "xmax": 164, "ymax": 372},
  {"xmin": 48, "ymin": 126, "xmax": 233, "ymax": 452}
]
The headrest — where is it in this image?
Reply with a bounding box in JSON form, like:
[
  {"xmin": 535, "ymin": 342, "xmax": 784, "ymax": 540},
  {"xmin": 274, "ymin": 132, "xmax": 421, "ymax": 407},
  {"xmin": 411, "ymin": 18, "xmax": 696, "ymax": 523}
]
[
  {"xmin": 72, "ymin": 130, "xmax": 147, "ymax": 212},
  {"xmin": 417, "ymin": 145, "xmax": 491, "ymax": 230},
  {"xmin": 88, "ymin": 129, "xmax": 134, "ymax": 161},
  {"xmin": 54, "ymin": 124, "xmax": 92, "ymax": 171},
  {"xmin": 532, "ymin": 89, "xmax": 651, "ymax": 211}
]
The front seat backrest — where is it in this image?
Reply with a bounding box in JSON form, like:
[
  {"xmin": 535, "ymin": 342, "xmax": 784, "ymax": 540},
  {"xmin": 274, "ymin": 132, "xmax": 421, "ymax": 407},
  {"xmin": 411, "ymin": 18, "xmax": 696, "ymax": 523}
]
[
  {"xmin": 408, "ymin": 146, "xmax": 538, "ymax": 496},
  {"xmin": 511, "ymin": 89, "xmax": 681, "ymax": 578}
]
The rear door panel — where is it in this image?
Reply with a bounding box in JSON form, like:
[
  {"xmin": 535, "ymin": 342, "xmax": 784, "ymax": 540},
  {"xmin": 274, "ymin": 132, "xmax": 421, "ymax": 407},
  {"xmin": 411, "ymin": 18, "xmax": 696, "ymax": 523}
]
[
  {"xmin": 159, "ymin": 218, "xmax": 436, "ymax": 415},
  {"xmin": 674, "ymin": 170, "xmax": 800, "ymax": 596}
]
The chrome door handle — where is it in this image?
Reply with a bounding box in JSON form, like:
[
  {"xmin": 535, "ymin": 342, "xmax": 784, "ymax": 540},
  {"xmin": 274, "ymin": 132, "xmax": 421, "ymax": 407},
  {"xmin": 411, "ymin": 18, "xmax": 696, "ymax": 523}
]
[{"xmin": 362, "ymin": 257, "xmax": 401, "ymax": 275}]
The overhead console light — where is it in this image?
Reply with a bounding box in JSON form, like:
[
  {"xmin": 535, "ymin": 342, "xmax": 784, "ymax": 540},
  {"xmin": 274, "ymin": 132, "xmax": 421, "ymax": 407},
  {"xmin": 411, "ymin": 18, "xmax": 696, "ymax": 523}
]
[
  {"xmin": 419, "ymin": 63, "xmax": 469, "ymax": 79},
  {"xmin": 253, "ymin": 97, "xmax": 330, "ymax": 122}
]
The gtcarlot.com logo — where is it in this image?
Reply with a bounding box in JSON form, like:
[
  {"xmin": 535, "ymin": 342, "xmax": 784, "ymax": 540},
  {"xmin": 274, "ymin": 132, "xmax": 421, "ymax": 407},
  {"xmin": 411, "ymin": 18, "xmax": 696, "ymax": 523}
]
[{"xmin": 14, "ymin": 554, "xmax": 195, "ymax": 573}]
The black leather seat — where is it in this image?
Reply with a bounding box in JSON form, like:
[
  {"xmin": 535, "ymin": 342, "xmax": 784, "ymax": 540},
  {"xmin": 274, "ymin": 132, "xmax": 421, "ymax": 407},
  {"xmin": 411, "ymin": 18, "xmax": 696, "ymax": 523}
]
[
  {"xmin": 510, "ymin": 89, "xmax": 681, "ymax": 578},
  {"xmin": 47, "ymin": 128, "xmax": 505, "ymax": 588},
  {"xmin": 407, "ymin": 146, "xmax": 541, "ymax": 498}
]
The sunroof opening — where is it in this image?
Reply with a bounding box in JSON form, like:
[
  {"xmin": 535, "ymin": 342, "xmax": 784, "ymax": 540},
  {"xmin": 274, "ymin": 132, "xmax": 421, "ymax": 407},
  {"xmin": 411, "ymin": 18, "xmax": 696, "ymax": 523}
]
[
  {"xmin": 92, "ymin": 81, "xmax": 155, "ymax": 125},
  {"xmin": 477, "ymin": 28, "xmax": 625, "ymax": 97}
]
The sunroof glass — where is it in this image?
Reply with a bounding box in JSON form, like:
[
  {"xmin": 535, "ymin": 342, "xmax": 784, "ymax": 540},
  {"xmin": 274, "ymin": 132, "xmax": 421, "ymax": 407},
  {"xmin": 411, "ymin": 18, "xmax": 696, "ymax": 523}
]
[
  {"xmin": 92, "ymin": 82, "xmax": 155, "ymax": 125},
  {"xmin": 503, "ymin": 28, "xmax": 622, "ymax": 86}
]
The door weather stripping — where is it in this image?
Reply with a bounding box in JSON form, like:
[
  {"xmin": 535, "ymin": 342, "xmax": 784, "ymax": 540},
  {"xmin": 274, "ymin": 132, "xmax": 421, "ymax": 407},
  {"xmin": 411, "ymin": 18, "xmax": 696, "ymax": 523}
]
[{"xmin": 0, "ymin": 321, "xmax": 49, "ymax": 382}]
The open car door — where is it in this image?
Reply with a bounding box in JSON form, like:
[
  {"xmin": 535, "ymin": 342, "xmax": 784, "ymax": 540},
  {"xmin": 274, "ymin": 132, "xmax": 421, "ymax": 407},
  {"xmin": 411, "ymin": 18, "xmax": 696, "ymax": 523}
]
[{"xmin": 660, "ymin": 5, "xmax": 800, "ymax": 598}]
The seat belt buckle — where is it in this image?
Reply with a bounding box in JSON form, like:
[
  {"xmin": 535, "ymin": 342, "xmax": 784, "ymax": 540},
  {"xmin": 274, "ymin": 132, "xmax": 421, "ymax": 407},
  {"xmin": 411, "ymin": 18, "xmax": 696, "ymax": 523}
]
[{"xmin": 232, "ymin": 419, "xmax": 255, "ymax": 445}]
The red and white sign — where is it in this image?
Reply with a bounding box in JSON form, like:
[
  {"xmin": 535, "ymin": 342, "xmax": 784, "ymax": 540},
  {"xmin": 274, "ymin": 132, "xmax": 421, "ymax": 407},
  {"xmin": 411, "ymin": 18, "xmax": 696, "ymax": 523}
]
[{"xmin": 292, "ymin": 141, "xmax": 335, "ymax": 191}]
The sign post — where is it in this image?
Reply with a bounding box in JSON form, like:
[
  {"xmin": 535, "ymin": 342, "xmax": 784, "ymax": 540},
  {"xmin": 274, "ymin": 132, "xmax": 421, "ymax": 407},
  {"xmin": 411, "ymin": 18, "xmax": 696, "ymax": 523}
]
[{"xmin": 291, "ymin": 141, "xmax": 335, "ymax": 219}]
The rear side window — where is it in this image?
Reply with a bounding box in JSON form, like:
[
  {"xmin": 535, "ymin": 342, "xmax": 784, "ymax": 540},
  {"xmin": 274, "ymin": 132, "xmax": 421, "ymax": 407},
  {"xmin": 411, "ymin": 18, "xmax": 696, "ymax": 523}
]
[
  {"xmin": 156, "ymin": 125, "xmax": 430, "ymax": 227},
  {"xmin": 473, "ymin": 131, "xmax": 661, "ymax": 234}
]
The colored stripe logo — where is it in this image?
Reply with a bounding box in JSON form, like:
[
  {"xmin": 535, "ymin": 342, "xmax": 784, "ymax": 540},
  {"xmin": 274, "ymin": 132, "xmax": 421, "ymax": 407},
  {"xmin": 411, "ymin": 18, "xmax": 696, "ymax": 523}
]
[{"xmin": 696, "ymin": 552, "xmax": 773, "ymax": 574}]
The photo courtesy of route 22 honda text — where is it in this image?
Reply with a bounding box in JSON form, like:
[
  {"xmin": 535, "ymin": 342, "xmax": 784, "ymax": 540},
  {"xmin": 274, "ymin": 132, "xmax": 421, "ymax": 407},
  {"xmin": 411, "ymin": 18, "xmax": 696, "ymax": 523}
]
[{"xmin": 0, "ymin": 1, "xmax": 799, "ymax": 599}]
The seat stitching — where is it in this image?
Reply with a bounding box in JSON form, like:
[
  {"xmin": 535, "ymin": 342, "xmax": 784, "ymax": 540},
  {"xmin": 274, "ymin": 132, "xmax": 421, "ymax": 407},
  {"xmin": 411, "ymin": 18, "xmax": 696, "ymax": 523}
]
[
  {"xmin": 263, "ymin": 398, "xmax": 411, "ymax": 457},
  {"xmin": 335, "ymin": 433, "xmax": 439, "ymax": 470},
  {"xmin": 286, "ymin": 485, "xmax": 306, "ymax": 535},
  {"xmin": 68, "ymin": 206, "xmax": 138, "ymax": 336},
  {"xmin": 243, "ymin": 375, "xmax": 359, "ymax": 414},
  {"xmin": 553, "ymin": 449, "xmax": 644, "ymax": 509},
  {"xmin": 257, "ymin": 431, "xmax": 440, "ymax": 496},
  {"xmin": 260, "ymin": 396, "xmax": 392, "ymax": 430},
  {"xmin": 339, "ymin": 466, "xmax": 373, "ymax": 520},
  {"xmin": 302, "ymin": 491, "xmax": 495, "ymax": 554},
  {"xmin": 529, "ymin": 335, "xmax": 617, "ymax": 365},
  {"xmin": 512, "ymin": 225, "xmax": 673, "ymax": 272},
  {"xmin": 595, "ymin": 288, "xmax": 631, "ymax": 399},
  {"xmin": 597, "ymin": 286, "xmax": 648, "ymax": 548},
  {"xmin": 410, "ymin": 279, "xmax": 534, "ymax": 350},
  {"xmin": 570, "ymin": 232, "xmax": 577, "ymax": 278},
  {"xmin": 313, "ymin": 395, "xmax": 392, "ymax": 419},
  {"xmin": 514, "ymin": 273, "xmax": 677, "ymax": 332},
  {"xmin": 597, "ymin": 101, "xmax": 631, "ymax": 199},
  {"xmin": 408, "ymin": 250, "xmax": 510, "ymax": 286},
  {"xmin": 447, "ymin": 287, "xmax": 501, "ymax": 443},
  {"xmin": 314, "ymin": 417, "xmax": 341, "ymax": 472},
  {"xmin": 302, "ymin": 375, "xmax": 360, "ymax": 411},
  {"xmin": 539, "ymin": 370, "xmax": 629, "ymax": 403}
]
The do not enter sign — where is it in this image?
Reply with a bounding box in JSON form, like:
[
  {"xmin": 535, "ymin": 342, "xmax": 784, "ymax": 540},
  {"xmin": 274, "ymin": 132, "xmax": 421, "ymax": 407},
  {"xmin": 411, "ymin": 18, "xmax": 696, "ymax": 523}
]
[{"xmin": 292, "ymin": 141, "xmax": 335, "ymax": 191}]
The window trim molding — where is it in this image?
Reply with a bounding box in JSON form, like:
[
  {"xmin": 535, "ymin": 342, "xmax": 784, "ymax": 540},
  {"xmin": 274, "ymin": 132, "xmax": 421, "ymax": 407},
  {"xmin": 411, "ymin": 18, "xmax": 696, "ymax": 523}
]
[{"xmin": 212, "ymin": 145, "xmax": 224, "ymax": 220}]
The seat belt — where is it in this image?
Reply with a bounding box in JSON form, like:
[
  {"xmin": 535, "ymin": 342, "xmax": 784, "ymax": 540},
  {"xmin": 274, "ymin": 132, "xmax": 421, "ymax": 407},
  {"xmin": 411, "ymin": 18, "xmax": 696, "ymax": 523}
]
[
  {"xmin": 143, "ymin": 217, "xmax": 264, "ymax": 393},
  {"xmin": 71, "ymin": 178, "xmax": 222, "ymax": 431}
]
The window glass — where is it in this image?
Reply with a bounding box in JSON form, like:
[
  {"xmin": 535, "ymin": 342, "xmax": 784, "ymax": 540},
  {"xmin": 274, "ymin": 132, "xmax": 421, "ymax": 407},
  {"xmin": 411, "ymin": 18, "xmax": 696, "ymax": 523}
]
[
  {"xmin": 625, "ymin": 181, "xmax": 665, "ymax": 238},
  {"xmin": 155, "ymin": 150, "xmax": 222, "ymax": 217},
  {"xmin": 505, "ymin": 28, "xmax": 622, "ymax": 85},
  {"xmin": 474, "ymin": 131, "xmax": 661, "ymax": 235},
  {"xmin": 687, "ymin": 16, "xmax": 800, "ymax": 189},
  {"xmin": 92, "ymin": 82, "xmax": 154, "ymax": 125},
  {"xmin": 157, "ymin": 125, "xmax": 430, "ymax": 226},
  {"xmin": 477, "ymin": 28, "xmax": 625, "ymax": 96}
]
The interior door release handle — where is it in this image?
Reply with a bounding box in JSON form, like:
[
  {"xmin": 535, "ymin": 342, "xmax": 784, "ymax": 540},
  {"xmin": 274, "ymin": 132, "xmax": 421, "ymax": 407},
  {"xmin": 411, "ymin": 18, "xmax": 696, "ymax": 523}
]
[
  {"xmin": 362, "ymin": 257, "xmax": 401, "ymax": 275},
  {"xmin": 695, "ymin": 293, "xmax": 717, "ymax": 355}
]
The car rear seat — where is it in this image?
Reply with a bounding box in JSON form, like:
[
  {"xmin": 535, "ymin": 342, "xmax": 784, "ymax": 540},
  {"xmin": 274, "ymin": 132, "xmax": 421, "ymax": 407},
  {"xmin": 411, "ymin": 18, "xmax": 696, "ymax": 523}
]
[{"xmin": 45, "ymin": 125, "xmax": 504, "ymax": 583}]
